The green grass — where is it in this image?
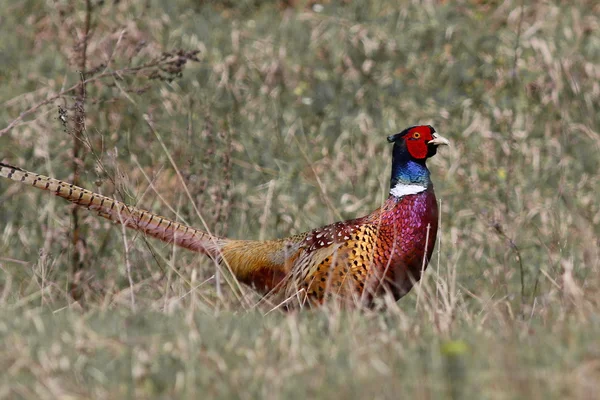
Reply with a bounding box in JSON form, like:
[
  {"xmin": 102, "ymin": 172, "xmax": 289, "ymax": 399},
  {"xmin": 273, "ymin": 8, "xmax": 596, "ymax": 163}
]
[{"xmin": 0, "ymin": 0, "xmax": 599, "ymax": 398}]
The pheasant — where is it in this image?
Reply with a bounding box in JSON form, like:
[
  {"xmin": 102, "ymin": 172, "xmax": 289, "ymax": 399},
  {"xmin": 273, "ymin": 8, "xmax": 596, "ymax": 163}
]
[{"xmin": 0, "ymin": 125, "xmax": 448, "ymax": 307}]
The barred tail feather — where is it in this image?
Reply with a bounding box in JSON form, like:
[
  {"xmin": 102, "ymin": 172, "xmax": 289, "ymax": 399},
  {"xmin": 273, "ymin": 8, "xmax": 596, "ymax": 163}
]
[{"xmin": 0, "ymin": 162, "xmax": 224, "ymax": 256}]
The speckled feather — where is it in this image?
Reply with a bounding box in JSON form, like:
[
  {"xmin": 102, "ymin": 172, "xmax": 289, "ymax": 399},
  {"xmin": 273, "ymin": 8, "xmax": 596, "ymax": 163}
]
[{"xmin": 280, "ymin": 189, "xmax": 439, "ymax": 306}]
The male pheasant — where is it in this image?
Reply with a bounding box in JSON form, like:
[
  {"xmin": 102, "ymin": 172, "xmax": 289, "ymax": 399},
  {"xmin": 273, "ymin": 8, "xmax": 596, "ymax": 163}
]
[{"xmin": 0, "ymin": 125, "xmax": 448, "ymax": 307}]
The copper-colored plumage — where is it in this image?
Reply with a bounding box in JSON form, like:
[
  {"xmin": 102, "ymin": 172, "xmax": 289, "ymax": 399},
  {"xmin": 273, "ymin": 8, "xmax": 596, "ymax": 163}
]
[{"xmin": 0, "ymin": 125, "xmax": 448, "ymax": 308}]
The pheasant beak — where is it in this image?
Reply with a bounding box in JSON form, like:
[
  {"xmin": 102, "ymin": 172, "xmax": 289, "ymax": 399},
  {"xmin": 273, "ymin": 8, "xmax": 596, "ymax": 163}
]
[{"xmin": 428, "ymin": 133, "xmax": 450, "ymax": 146}]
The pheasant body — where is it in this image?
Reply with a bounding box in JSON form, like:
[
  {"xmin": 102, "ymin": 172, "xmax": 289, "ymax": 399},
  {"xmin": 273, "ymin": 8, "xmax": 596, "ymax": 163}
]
[
  {"xmin": 277, "ymin": 190, "xmax": 439, "ymax": 305},
  {"xmin": 0, "ymin": 125, "xmax": 448, "ymax": 308}
]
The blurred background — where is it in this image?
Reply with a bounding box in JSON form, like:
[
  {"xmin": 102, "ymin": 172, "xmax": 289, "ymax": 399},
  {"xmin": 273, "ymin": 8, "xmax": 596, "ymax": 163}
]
[{"xmin": 0, "ymin": 1, "xmax": 598, "ymax": 398}]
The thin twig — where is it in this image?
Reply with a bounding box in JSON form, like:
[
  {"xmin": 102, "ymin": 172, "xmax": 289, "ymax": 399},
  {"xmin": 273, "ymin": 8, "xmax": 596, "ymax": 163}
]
[
  {"xmin": 503, "ymin": 0, "xmax": 525, "ymax": 215},
  {"xmin": 144, "ymin": 115, "xmax": 249, "ymax": 308},
  {"xmin": 118, "ymin": 208, "xmax": 136, "ymax": 311},
  {"xmin": 0, "ymin": 55, "xmax": 198, "ymax": 137},
  {"xmin": 436, "ymin": 199, "xmax": 442, "ymax": 306},
  {"xmin": 492, "ymin": 221, "xmax": 525, "ymax": 306},
  {"xmin": 416, "ymin": 222, "xmax": 432, "ymax": 310},
  {"xmin": 71, "ymin": 0, "xmax": 92, "ymax": 276},
  {"xmin": 292, "ymin": 134, "xmax": 344, "ymax": 222}
]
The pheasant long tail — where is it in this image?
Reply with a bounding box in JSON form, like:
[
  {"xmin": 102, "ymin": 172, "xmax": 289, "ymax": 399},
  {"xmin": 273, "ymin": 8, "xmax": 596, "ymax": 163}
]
[{"xmin": 0, "ymin": 162, "xmax": 225, "ymax": 257}]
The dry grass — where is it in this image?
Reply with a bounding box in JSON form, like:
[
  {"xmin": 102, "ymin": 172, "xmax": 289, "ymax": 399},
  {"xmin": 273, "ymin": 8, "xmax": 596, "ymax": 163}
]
[{"xmin": 0, "ymin": 0, "xmax": 599, "ymax": 398}]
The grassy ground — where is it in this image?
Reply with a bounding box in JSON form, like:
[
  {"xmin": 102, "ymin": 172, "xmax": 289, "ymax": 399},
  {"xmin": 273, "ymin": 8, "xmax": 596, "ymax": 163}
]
[{"xmin": 0, "ymin": 0, "xmax": 599, "ymax": 398}]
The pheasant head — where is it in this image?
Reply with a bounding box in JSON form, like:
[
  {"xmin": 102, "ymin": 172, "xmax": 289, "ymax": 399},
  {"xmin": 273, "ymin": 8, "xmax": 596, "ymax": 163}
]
[{"xmin": 387, "ymin": 125, "xmax": 449, "ymax": 198}]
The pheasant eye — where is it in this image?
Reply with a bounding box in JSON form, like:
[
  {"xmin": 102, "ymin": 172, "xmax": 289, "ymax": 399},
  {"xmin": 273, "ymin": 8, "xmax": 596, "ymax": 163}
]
[{"xmin": 412, "ymin": 132, "xmax": 421, "ymax": 139}]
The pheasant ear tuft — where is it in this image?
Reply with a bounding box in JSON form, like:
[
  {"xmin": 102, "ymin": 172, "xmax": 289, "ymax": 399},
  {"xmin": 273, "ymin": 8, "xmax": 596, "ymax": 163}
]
[{"xmin": 388, "ymin": 125, "xmax": 420, "ymax": 143}]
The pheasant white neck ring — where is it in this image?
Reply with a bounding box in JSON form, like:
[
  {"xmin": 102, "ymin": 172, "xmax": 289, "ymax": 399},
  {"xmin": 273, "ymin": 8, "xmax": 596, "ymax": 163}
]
[{"xmin": 389, "ymin": 182, "xmax": 427, "ymax": 198}]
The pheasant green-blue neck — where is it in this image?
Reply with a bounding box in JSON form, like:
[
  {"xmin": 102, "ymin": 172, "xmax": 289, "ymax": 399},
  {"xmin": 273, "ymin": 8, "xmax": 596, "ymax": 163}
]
[{"xmin": 389, "ymin": 143, "xmax": 432, "ymax": 197}]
